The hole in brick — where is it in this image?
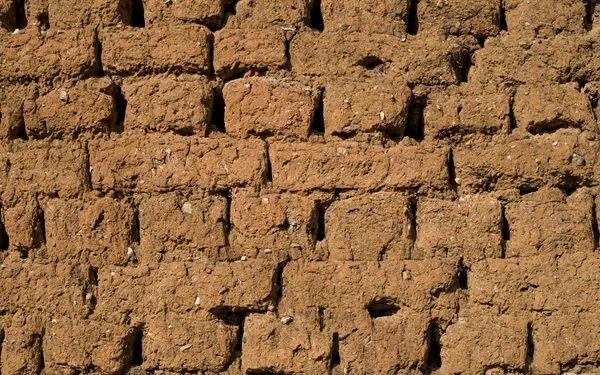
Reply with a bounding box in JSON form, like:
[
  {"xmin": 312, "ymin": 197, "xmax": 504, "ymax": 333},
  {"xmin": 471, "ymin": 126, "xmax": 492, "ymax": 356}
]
[
  {"xmin": 525, "ymin": 322, "xmax": 534, "ymax": 370},
  {"xmin": 0, "ymin": 221, "xmax": 9, "ymax": 251},
  {"xmin": 265, "ymin": 146, "xmax": 273, "ymax": 183},
  {"xmin": 593, "ymin": 198, "xmax": 599, "ymax": 249},
  {"xmin": 285, "ymin": 36, "xmax": 293, "ymax": 71},
  {"xmin": 586, "ymin": 0, "xmax": 596, "ymax": 30},
  {"xmin": 225, "ymin": 0, "xmax": 238, "ymax": 15},
  {"xmin": 356, "ymin": 55, "xmax": 385, "ymax": 71},
  {"xmin": 318, "ymin": 307, "xmax": 325, "ymax": 331},
  {"xmin": 89, "ymin": 266, "xmax": 99, "ymax": 286},
  {"xmin": 15, "ymin": 0, "xmax": 27, "ymax": 30},
  {"xmin": 447, "ymin": 149, "xmax": 458, "ymax": 192},
  {"xmin": 426, "ymin": 320, "xmax": 442, "ymax": 370},
  {"xmin": 272, "ymin": 259, "xmax": 289, "ymax": 309},
  {"xmin": 211, "ymin": 91, "xmax": 227, "ymax": 133},
  {"xmin": 409, "ymin": 198, "xmax": 417, "ymax": 243},
  {"xmin": 94, "ymin": 31, "xmax": 104, "ymax": 76},
  {"xmin": 330, "ymin": 332, "xmax": 341, "ymax": 368},
  {"xmin": 405, "ymin": 102, "xmax": 425, "ymax": 140},
  {"xmin": 509, "ymin": 100, "xmax": 517, "ymax": 132},
  {"xmin": 32, "ymin": 333, "xmax": 45, "ymax": 372},
  {"xmin": 316, "ymin": 206, "xmax": 326, "ymax": 241},
  {"xmin": 132, "ymin": 326, "xmax": 144, "ymax": 366},
  {"xmin": 32, "ymin": 206, "xmax": 46, "ymax": 248},
  {"xmin": 36, "ymin": 12, "xmax": 50, "ymax": 30},
  {"xmin": 209, "ymin": 308, "xmax": 245, "ymax": 361},
  {"xmin": 309, "ymin": 0, "xmax": 324, "ymax": 31},
  {"xmin": 501, "ymin": 206, "xmax": 510, "ymax": 241},
  {"xmin": 367, "ymin": 298, "xmax": 399, "ymax": 319},
  {"xmin": 407, "ymin": 0, "xmax": 419, "ymax": 35},
  {"xmin": 477, "ymin": 37, "xmax": 486, "ymax": 48},
  {"xmin": 130, "ymin": 0, "xmax": 145, "ymax": 27},
  {"xmin": 311, "ymin": 90, "xmax": 325, "ymax": 134},
  {"xmin": 113, "ymin": 86, "xmax": 127, "ymax": 133},
  {"xmin": 458, "ymin": 259, "xmax": 468, "ymax": 290},
  {"xmin": 500, "ymin": 1, "xmax": 508, "ymax": 31},
  {"xmin": 460, "ymin": 54, "xmax": 472, "ymax": 83},
  {"xmin": 132, "ymin": 205, "xmax": 141, "ymax": 244},
  {"xmin": 518, "ymin": 186, "xmax": 538, "ymax": 195}
]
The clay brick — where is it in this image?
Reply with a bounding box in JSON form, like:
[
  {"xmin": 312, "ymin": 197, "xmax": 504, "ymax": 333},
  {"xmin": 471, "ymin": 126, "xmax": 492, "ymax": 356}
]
[
  {"xmin": 138, "ymin": 192, "xmax": 228, "ymax": 262},
  {"xmin": 323, "ymin": 79, "xmax": 411, "ymax": 139},
  {"xmin": 1, "ymin": 314, "xmax": 44, "ymax": 375},
  {"xmin": 42, "ymin": 0, "xmax": 126, "ymax": 29},
  {"xmin": 122, "ymin": 74, "xmax": 213, "ymax": 136},
  {"xmin": 290, "ymin": 31, "xmax": 474, "ymax": 86},
  {"xmin": 270, "ymin": 141, "xmax": 450, "ymax": 192},
  {"xmin": 440, "ymin": 311, "xmax": 529, "ymax": 374},
  {"xmin": 44, "ymin": 319, "xmax": 135, "ymax": 375},
  {"xmin": 89, "ymin": 134, "xmax": 267, "ymax": 193},
  {"xmin": 100, "ymin": 25, "xmax": 212, "ymax": 76},
  {"xmin": 2, "ymin": 193, "xmax": 44, "ymax": 254},
  {"xmin": 414, "ymin": 195, "xmax": 504, "ymax": 262},
  {"xmin": 504, "ymin": 0, "xmax": 587, "ymax": 38},
  {"xmin": 4, "ymin": 141, "xmax": 88, "ymax": 198},
  {"xmin": 326, "ymin": 192, "xmax": 413, "ymax": 261},
  {"xmin": 23, "ymin": 78, "xmax": 118, "ymax": 139},
  {"xmin": 425, "ymin": 88, "xmax": 510, "ymax": 138},
  {"xmin": 230, "ymin": 190, "xmax": 319, "ymax": 260},
  {"xmin": 0, "ymin": 0, "xmax": 16, "ymax": 31},
  {"xmin": 0, "ymin": 84, "xmax": 26, "ymax": 140},
  {"xmin": 454, "ymin": 129, "xmax": 595, "ymax": 193},
  {"xmin": 0, "ymin": 27, "xmax": 98, "ymax": 83},
  {"xmin": 242, "ymin": 312, "xmax": 330, "ymax": 374},
  {"xmin": 225, "ymin": 0, "xmax": 310, "ymax": 29},
  {"xmin": 505, "ymin": 188, "xmax": 594, "ymax": 257},
  {"xmin": 320, "ymin": 0, "xmax": 409, "ymax": 36},
  {"xmin": 97, "ymin": 260, "xmax": 276, "ymax": 321},
  {"xmin": 143, "ymin": 311, "xmax": 237, "ymax": 372},
  {"xmin": 0, "ymin": 262, "xmax": 95, "ymax": 318},
  {"xmin": 144, "ymin": 0, "xmax": 226, "ymax": 29},
  {"xmin": 532, "ymin": 313, "xmax": 600, "ymax": 374},
  {"xmin": 223, "ymin": 77, "xmax": 318, "ymax": 140},
  {"xmin": 417, "ymin": 0, "xmax": 501, "ymax": 38},
  {"xmin": 213, "ymin": 27, "xmax": 287, "ymax": 80},
  {"xmin": 513, "ymin": 84, "xmax": 596, "ymax": 134},
  {"xmin": 43, "ymin": 197, "xmax": 138, "ymax": 267},
  {"xmin": 279, "ymin": 260, "xmax": 456, "ymax": 312}
]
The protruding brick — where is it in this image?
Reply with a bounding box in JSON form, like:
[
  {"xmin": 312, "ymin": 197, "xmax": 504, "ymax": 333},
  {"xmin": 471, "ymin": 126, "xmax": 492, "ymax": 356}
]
[
  {"xmin": 89, "ymin": 134, "xmax": 267, "ymax": 193},
  {"xmin": 270, "ymin": 141, "xmax": 450, "ymax": 192},
  {"xmin": 504, "ymin": 0, "xmax": 587, "ymax": 38},
  {"xmin": 214, "ymin": 28, "xmax": 287, "ymax": 80},
  {"xmin": 320, "ymin": 0, "xmax": 409, "ymax": 36},
  {"xmin": 225, "ymin": 0, "xmax": 311, "ymax": 29},
  {"xmin": 513, "ymin": 84, "xmax": 596, "ymax": 134},
  {"xmin": 417, "ymin": 0, "xmax": 501, "ymax": 38},
  {"xmin": 230, "ymin": 190, "xmax": 319, "ymax": 260},
  {"xmin": 415, "ymin": 195, "xmax": 504, "ymax": 262},
  {"xmin": 138, "ymin": 192, "xmax": 228, "ymax": 262},
  {"xmin": 122, "ymin": 74, "xmax": 213, "ymax": 136},
  {"xmin": 3, "ymin": 193, "xmax": 44, "ymax": 254},
  {"xmin": 43, "ymin": 0, "xmax": 127, "ymax": 29},
  {"xmin": 223, "ymin": 77, "xmax": 319, "ymax": 140},
  {"xmin": 100, "ymin": 25, "xmax": 212, "ymax": 76},
  {"xmin": 23, "ymin": 78, "xmax": 118, "ymax": 139},
  {"xmin": 1, "ymin": 314, "xmax": 44, "ymax": 375},
  {"xmin": 144, "ymin": 0, "xmax": 226, "ymax": 29},
  {"xmin": 324, "ymin": 79, "xmax": 411, "ymax": 139},
  {"xmin": 505, "ymin": 188, "xmax": 595, "ymax": 257},
  {"xmin": 43, "ymin": 197, "xmax": 138, "ymax": 267},
  {"xmin": 326, "ymin": 192, "xmax": 413, "ymax": 261}
]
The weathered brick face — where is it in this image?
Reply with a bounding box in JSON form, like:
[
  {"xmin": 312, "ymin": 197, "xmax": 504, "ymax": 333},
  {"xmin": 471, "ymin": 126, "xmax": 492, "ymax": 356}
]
[{"xmin": 1, "ymin": 0, "xmax": 600, "ymax": 374}]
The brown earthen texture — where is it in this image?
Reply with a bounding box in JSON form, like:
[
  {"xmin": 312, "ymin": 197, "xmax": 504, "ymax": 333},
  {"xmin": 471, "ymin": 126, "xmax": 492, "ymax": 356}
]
[{"xmin": 1, "ymin": 0, "xmax": 600, "ymax": 374}]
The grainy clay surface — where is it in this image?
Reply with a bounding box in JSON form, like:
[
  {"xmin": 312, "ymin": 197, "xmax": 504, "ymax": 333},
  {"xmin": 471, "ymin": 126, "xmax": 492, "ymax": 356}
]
[{"xmin": 2, "ymin": 0, "xmax": 600, "ymax": 374}]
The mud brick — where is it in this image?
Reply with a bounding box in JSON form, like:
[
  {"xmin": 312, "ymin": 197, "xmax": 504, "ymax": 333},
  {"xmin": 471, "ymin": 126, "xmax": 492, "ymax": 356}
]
[
  {"xmin": 0, "ymin": 84, "xmax": 26, "ymax": 140},
  {"xmin": 513, "ymin": 84, "xmax": 596, "ymax": 134},
  {"xmin": 424, "ymin": 87, "xmax": 510, "ymax": 138},
  {"xmin": 279, "ymin": 260, "xmax": 456, "ymax": 313},
  {"xmin": 1, "ymin": 314, "xmax": 44, "ymax": 375},
  {"xmin": 143, "ymin": 311, "xmax": 237, "ymax": 372},
  {"xmin": 0, "ymin": 27, "xmax": 98, "ymax": 83},
  {"xmin": 323, "ymin": 79, "xmax": 411, "ymax": 139},
  {"xmin": 532, "ymin": 313, "xmax": 600, "ymax": 373},
  {"xmin": 0, "ymin": 0, "xmax": 16, "ymax": 31},
  {"xmin": 2, "ymin": 193, "xmax": 44, "ymax": 253},
  {"xmin": 326, "ymin": 192, "xmax": 413, "ymax": 261},
  {"xmin": 122, "ymin": 74, "xmax": 213, "ymax": 136},
  {"xmin": 23, "ymin": 78, "xmax": 118, "ymax": 139},
  {"xmin": 43, "ymin": 197, "xmax": 138, "ymax": 267},
  {"xmin": 225, "ymin": 0, "xmax": 311, "ymax": 29},
  {"xmin": 414, "ymin": 195, "xmax": 504, "ymax": 262},
  {"xmin": 4, "ymin": 141, "xmax": 88, "ymax": 198},
  {"xmin": 138, "ymin": 192, "xmax": 228, "ymax": 262},
  {"xmin": 290, "ymin": 31, "xmax": 474, "ymax": 86},
  {"xmin": 270, "ymin": 141, "xmax": 449, "ymax": 192},
  {"xmin": 89, "ymin": 134, "xmax": 267, "ymax": 193},
  {"xmin": 504, "ymin": 0, "xmax": 587, "ymax": 38},
  {"xmin": 214, "ymin": 27, "xmax": 287, "ymax": 80},
  {"xmin": 42, "ymin": 0, "xmax": 126, "ymax": 28},
  {"xmin": 320, "ymin": 0, "xmax": 409, "ymax": 36},
  {"xmin": 242, "ymin": 312, "xmax": 330, "ymax": 374},
  {"xmin": 505, "ymin": 188, "xmax": 594, "ymax": 257},
  {"xmin": 100, "ymin": 25, "xmax": 212, "ymax": 76},
  {"xmin": 453, "ymin": 129, "xmax": 596, "ymax": 193},
  {"xmin": 43, "ymin": 319, "xmax": 135, "ymax": 375},
  {"xmin": 440, "ymin": 311, "xmax": 529, "ymax": 374},
  {"xmin": 144, "ymin": 0, "xmax": 226, "ymax": 29},
  {"xmin": 0, "ymin": 262, "xmax": 95, "ymax": 318},
  {"xmin": 230, "ymin": 190, "xmax": 319, "ymax": 260},
  {"xmin": 417, "ymin": 0, "xmax": 501, "ymax": 38},
  {"xmin": 223, "ymin": 77, "xmax": 318, "ymax": 140}
]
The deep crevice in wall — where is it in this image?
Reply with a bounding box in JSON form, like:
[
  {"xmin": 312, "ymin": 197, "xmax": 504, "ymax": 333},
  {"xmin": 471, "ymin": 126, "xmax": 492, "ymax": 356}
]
[
  {"xmin": 264, "ymin": 146, "xmax": 273, "ymax": 183},
  {"xmin": 112, "ymin": 85, "xmax": 127, "ymax": 133},
  {"xmin": 0, "ymin": 219, "xmax": 9, "ymax": 251},
  {"xmin": 225, "ymin": 0, "xmax": 239, "ymax": 16},
  {"xmin": 447, "ymin": 149, "xmax": 458, "ymax": 192},
  {"xmin": 329, "ymin": 332, "xmax": 341, "ymax": 368},
  {"xmin": 501, "ymin": 205, "xmax": 510, "ymax": 258},
  {"xmin": 89, "ymin": 266, "xmax": 99, "ymax": 286},
  {"xmin": 132, "ymin": 205, "xmax": 141, "ymax": 244},
  {"xmin": 426, "ymin": 320, "xmax": 442, "ymax": 370},
  {"xmin": 405, "ymin": 99, "xmax": 425, "ymax": 141},
  {"xmin": 132, "ymin": 326, "xmax": 144, "ymax": 366},
  {"xmin": 356, "ymin": 55, "xmax": 385, "ymax": 71},
  {"xmin": 458, "ymin": 258, "xmax": 469, "ymax": 290},
  {"xmin": 272, "ymin": 259, "xmax": 290, "ymax": 309},
  {"xmin": 310, "ymin": 0, "xmax": 324, "ymax": 31},
  {"xmin": 130, "ymin": 0, "xmax": 145, "ymax": 27},
  {"xmin": 15, "ymin": 0, "xmax": 27, "ymax": 30},
  {"xmin": 211, "ymin": 90, "xmax": 227, "ymax": 133},
  {"xmin": 318, "ymin": 307, "xmax": 325, "ymax": 332},
  {"xmin": 508, "ymin": 99, "xmax": 517, "ymax": 132},
  {"xmin": 593, "ymin": 198, "xmax": 599, "ymax": 249},
  {"xmin": 525, "ymin": 322, "xmax": 535, "ymax": 370},
  {"xmin": 407, "ymin": 0, "xmax": 419, "ymax": 35},
  {"xmin": 310, "ymin": 90, "xmax": 325, "ymax": 134},
  {"xmin": 36, "ymin": 11, "xmax": 50, "ymax": 30},
  {"xmin": 460, "ymin": 53, "xmax": 472, "ymax": 83},
  {"xmin": 500, "ymin": 1, "xmax": 508, "ymax": 31},
  {"xmin": 316, "ymin": 205, "xmax": 326, "ymax": 241},
  {"xmin": 32, "ymin": 205, "xmax": 46, "ymax": 249},
  {"xmin": 585, "ymin": 0, "xmax": 596, "ymax": 30},
  {"xmin": 367, "ymin": 298, "xmax": 399, "ymax": 319}
]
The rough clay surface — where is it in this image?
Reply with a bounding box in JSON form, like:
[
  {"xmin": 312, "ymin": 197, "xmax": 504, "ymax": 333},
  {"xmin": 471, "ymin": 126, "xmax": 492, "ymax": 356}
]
[{"xmin": 1, "ymin": 1, "xmax": 600, "ymax": 375}]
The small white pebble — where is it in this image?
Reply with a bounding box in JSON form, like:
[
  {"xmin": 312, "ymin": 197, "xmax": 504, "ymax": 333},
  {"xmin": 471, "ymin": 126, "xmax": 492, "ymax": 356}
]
[
  {"xmin": 180, "ymin": 344, "xmax": 192, "ymax": 352},
  {"xmin": 280, "ymin": 316, "xmax": 293, "ymax": 325},
  {"xmin": 181, "ymin": 202, "xmax": 193, "ymax": 214},
  {"xmin": 241, "ymin": 255, "xmax": 248, "ymax": 261},
  {"xmin": 85, "ymin": 293, "xmax": 93, "ymax": 301},
  {"xmin": 127, "ymin": 247, "xmax": 134, "ymax": 257},
  {"xmin": 264, "ymin": 248, "xmax": 272, "ymax": 254},
  {"xmin": 59, "ymin": 90, "xmax": 69, "ymax": 103},
  {"xmin": 337, "ymin": 147, "xmax": 348, "ymax": 156},
  {"xmin": 13, "ymin": 28, "xmax": 19, "ymax": 34},
  {"xmin": 194, "ymin": 296, "xmax": 201, "ymax": 305},
  {"xmin": 380, "ymin": 112, "xmax": 385, "ymax": 121},
  {"xmin": 402, "ymin": 270, "xmax": 412, "ymax": 280},
  {"xmin": 262, "ymin": 197, "xmax": 269, "ymax": 204}
]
